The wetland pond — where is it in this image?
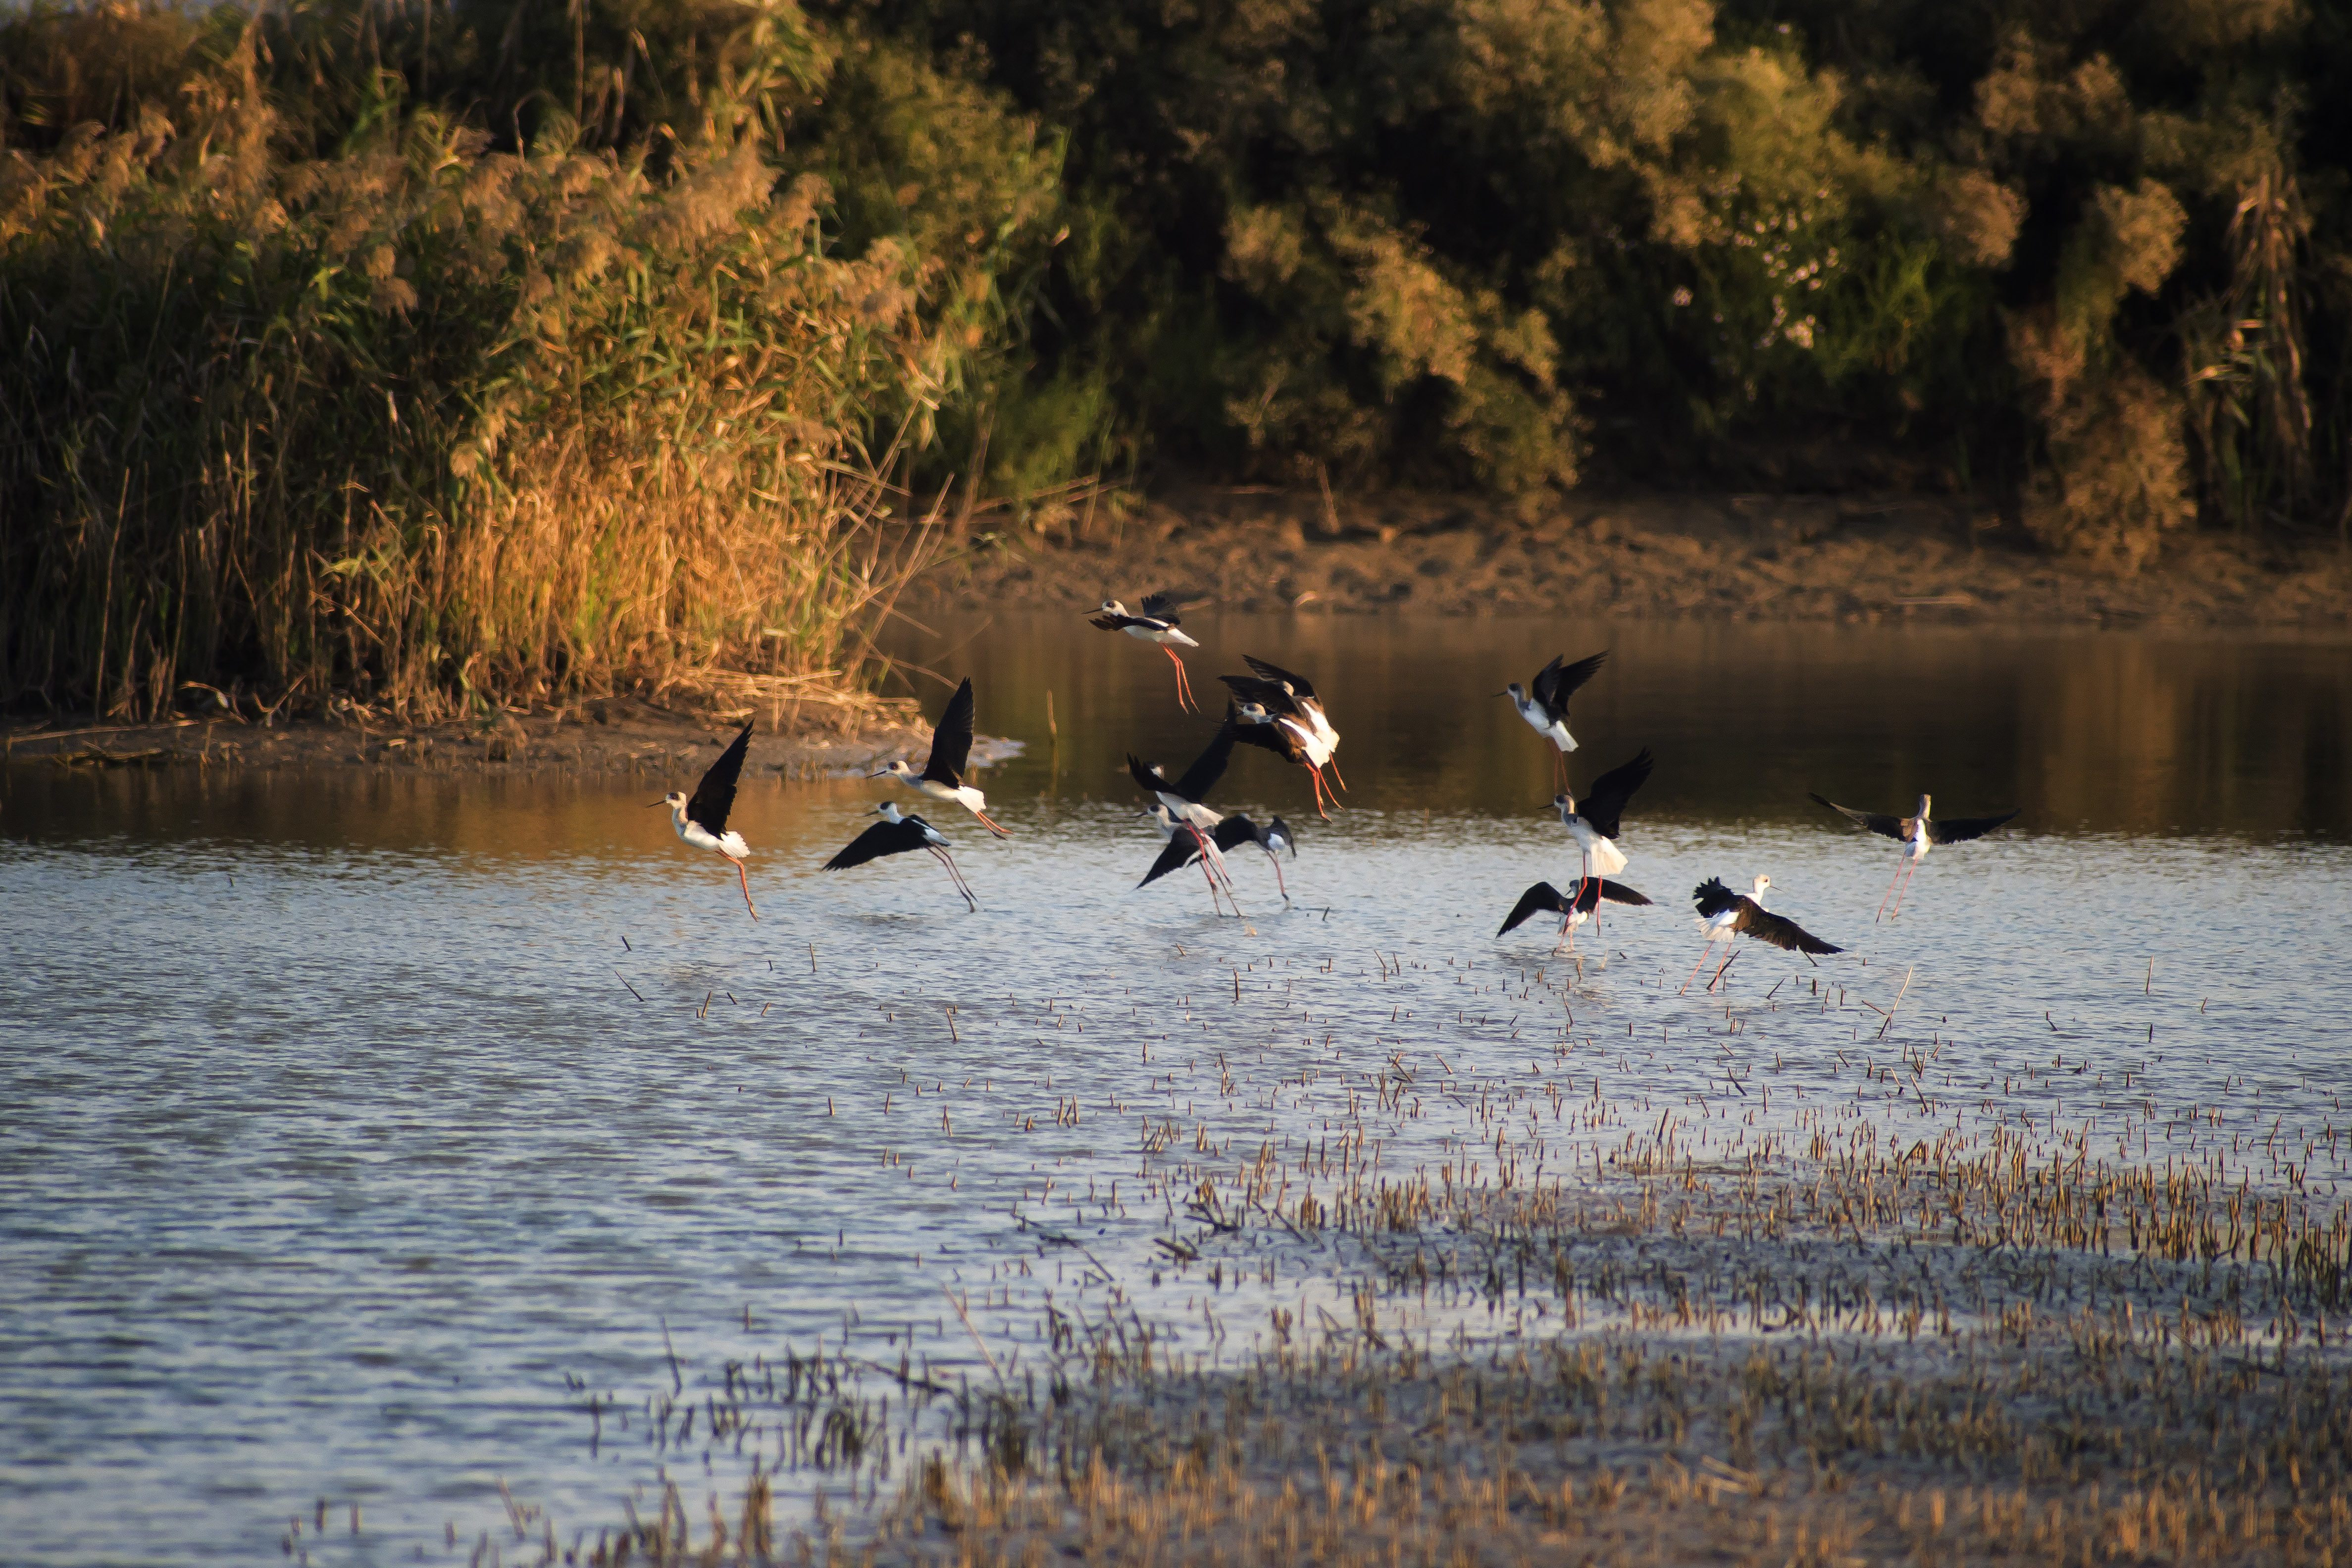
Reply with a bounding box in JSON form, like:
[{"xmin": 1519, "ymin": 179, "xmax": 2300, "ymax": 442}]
[{"xmin": 3, "ymin": 615, "xmax": 2350, "ymax": 1566}]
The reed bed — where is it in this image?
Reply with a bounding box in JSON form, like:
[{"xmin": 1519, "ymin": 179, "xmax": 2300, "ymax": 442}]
[{"xmin": 0, "ymin": 40, "xmax": 959, "ymax": 725}]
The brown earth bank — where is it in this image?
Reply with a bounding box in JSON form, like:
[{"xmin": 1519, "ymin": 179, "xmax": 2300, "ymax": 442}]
[
  {"xmin": 0, "ymin": 692, "xmax": 996, "ymax": 780},
  {"xmin": 922, "ymin": 483, "xmax": 2352, "ymax": 628}
]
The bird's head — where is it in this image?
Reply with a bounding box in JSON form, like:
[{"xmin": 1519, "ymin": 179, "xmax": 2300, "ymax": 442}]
[
  {"xmin": 868, "ymin": 760, "xmax": 913, "ymax": 781},
  {"xmin": 1095, "ymin": 599, "xmax": 1126, "ymax": 616},
  {"xmin": 1917, "ymin": 793, "xmax": 1933, "ymax": 818},
  {"xmin": 1751, "ymin": 874, "xmax": 1773, "ymax": 896},
  {"xmin": 870, "ymin": 801, "xmax": 908, "ymax": 822},
  {"xmin": 1500, "ymin": 682, "xmax": 1525, "ymax": 702},
  {"xmin": 1233, "ymin": 702, "xmax": 1272, "ymax": 724},
  {"xmin": 651, "ymin": 791, "xmax": 687, "ymax": 811},
  {"xmin": 1552, "ymin": 791, "xmax": 1577, "ymax": 816}
]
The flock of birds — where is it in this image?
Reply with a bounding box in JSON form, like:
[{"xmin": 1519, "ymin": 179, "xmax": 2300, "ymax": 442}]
[{"xmin": 657, "ymin": 591, "xmax": 2021, "ymax": 993}]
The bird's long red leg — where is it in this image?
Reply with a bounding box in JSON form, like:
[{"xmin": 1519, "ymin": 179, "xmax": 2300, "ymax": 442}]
[
  {"xmin": 1875, "ymin": 858, "xmax": 1906, "ymax": 922},
  {"xmin": 1889, "ymin": 859, "xmax": 1919, "ymax": 919},
  {"xmin": 1306, "ymin": 767, "xmax": 1331, "ymax": 822},
  {"xmin": 1327, "ymin": 756, "xmax": 1348, "ymax": 792},
  {"xmin": 1268, "ymin": 851, "xmax": 1289, "ymax": 903},
  {"xmin": 1680, "ymin": 941, "xmax": 1717, "ymax": 995},
  {"xmin": 974, "ymin": 808, "xmax": 1012, "ymax": 838},
  {"xmin": 931, "ymin": 847, "xmax": 977, "ymax": 910},
  {"xmin": 1164, "ymin": 648, "xmax": 1196, "ymax": 712},
  {"xmin": 733, "ymin": 858, "xmax": 760, "ymax": 921},
  {"xmin": 1709, "ymin": 949, "xmax": 1738, "ymax": 992}
]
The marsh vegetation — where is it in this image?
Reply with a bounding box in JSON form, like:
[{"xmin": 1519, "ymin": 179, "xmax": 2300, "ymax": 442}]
[{"xmin": 6, "ymin": 0, "xmax": 2352, "ymax": 720}]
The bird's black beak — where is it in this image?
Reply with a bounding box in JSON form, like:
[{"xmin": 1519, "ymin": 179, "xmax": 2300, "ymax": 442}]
[{"xmin": 646, "ymin": 799, "xmax": 665, "ymax": 808}]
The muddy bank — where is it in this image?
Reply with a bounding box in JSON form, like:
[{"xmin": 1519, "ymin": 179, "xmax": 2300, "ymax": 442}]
[
  {"xmin": 0, "ymin": 692, "xmax": 1006, "ymax": 779},
  {"xmin": 925, "ymin": 484, "xmax": 2352, "ymax": 628}
]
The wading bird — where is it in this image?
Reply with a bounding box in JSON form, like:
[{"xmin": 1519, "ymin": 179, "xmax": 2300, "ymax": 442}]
[
  {"xmin": 654, "ymin": 722, "xmax": 759, "ymax": 919},
  {"xmin": 822, "ymin": 803, "xmax": 976, "ymax": 911},
  {"xmin": 1140, "ymin": 812, "xmax": 1297, "ymax": 904},
  {"xmin": 1808, "ymin": 792, "xmax": 2020, "ymax": 920},
  {"xmin": 1091, "ymin": 593, "xmax": 1203, "ymax": 710},
  {"xmin": 1228, "ymin": 700, "xmax": 1339, "ymax": 818},
  {"xmin": 1128, "ymin": 720, "xmax": 1242, "ymax": 912},
  {"xmin": 1682, "ymin": 875, "xmax": 1841, "ymax": 993},
  {"xmin": 870, "ymin": 676, "xmax": 1010, "ymax": 838},
  {"xmin": 1221, "ymin": 656, "xmax": 1343, "ymax": 790},
  {"xmin": 1496, "ymin": 878, "xmax": 1652, "ymax": 954},
  {"xmin": 1554, "ymin": 747, "xmax": 1653, "ymax": 918},
  {"xmin": 1502, "ymin": 651, "xmax": 1607, "ymax": 784}
]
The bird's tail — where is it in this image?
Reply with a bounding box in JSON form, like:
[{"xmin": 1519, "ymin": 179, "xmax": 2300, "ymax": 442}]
[
  {"xmin": 1588, "ymin": 838, "xmax": 1628, "ymax": 875},
  {"xmin": 719, "ymin": 832, "xmax": 750, "ymax": 858}
]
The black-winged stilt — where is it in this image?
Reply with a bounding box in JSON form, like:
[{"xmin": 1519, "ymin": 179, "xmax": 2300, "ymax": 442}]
[
  {"xmin": 1809, "ymin": 792, "xmax": 2020, "ymax": 920},
  {"xmin": 654, "ymin": 722, "xmax": 760, "ymax": 919},
  {"xmin": 870, "ymin": 676, "xmax": 1010, "ymax": 837},
  {"xmin": 1091, "ymin": 593, "xmax": 1202, "ymax": 710},
  {"xmin": 1228, "ymin": 700, "xmax": 1340, "ymax": 819},
  {"xmin": 822, "ymin": 803, "xmax": 977, "ymax": 910},
  {"xmin": 1554, "ymin": 747, "xmax": 1653, "ymax": 918},
  {"xmin": 1502, "ymin": 651, "xmax": 1606, "ymax": 784},
  {"xmin": 1496, "ymin": 877, "xmax": 1651, "ymax": 953},
  {"xmin": 1140, "ymin": 812, "xmax": 1297, "ymax": 904},
  {"xmin": 1683, "ymin": 875, "xmax": 1841, "ymax": 992},
  {"xmin": 1221, "ymin": 655, "xmax": 1344, "ymax": 790},
  {"xmin": 1128, "ymin": 720, "xmax": 1242, "ymax": 911}
]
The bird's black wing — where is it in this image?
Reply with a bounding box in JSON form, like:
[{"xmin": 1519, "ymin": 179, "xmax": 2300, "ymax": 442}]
[
  {"xmin": 1531, "ymin": 651, "xmax": 1607, "ymax": 718},
  {"xmin": 1088, "ymin": 613, "xmax": 1130, "ymax": 631},
  {"xmin": 1212, "ymin": 814, "xmax": 1260, "ymax": 852},
  {"xmin": 687, "ymin": 724, "xmax": 753, "ymax": 835},
  {"xmin": 1808, "ymin": 793, "xmax": 1908, "ymax": 841},
  {"xmin": 1736, "ymin": 903, "xmax": 1843, "ymax": 955},
  {"xmin": 1692, "ymin": 877, "xmax": 1739, "ymax": 918},
  {"xmin": 1264, "ymin": 815, "xmax": 1295, "ymax": 856},
  {"xmin": 923, "ymin": 677, "xmax": 975, "ymax": 783},
  {"xmin": 1580, "ymin": 747, "xmax": 1654, "ymax": 837},
  {"xmin": 1127, "ymin": 754, "xmax": 1173, "ymax": 797},
  {"xmin": 1498, "ymin": 882, "xmax": 1573, "ymax": 937},
  {"xmin": 1228, "ymin": 715, "xmax": 1298, "ymax": 762},
  {"xmin": 1137, "ymin": 833, "xmax": 1205, "ymax": 888},
  {"xmin": 1173, "ymin": 719, "xmax": 1238, "ymax": 802},
  {"xmin": 823, "ymin": 818, "xmax": 918, "ymax": 870},
  {"xmin": 1927, "ymin": 808, "xmax": 2021, "ymax": 845},
  {"xmin": 1242, "ymin": 654, "xmax": 1317, "ymax": 700},
  {"xmin": 1218, "ymin": 673, "xmax": 1286, "ymax": 704},
  {"xmin": 1138, "ymin": 591, "xmax": 1184, "ymax": 623},
  {"xmin": 1590, "ymin": 878, "xmax": 1652, "ymax": 909}
]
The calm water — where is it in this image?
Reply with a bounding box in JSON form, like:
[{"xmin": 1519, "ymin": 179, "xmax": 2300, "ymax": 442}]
[{"xmin": 3, "ymin": 616, "xmax": 2349, "ymax": 1565}]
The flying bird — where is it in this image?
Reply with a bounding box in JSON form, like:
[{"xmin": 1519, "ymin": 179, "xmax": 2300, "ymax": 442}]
[
  {"xmin": 1140, "ymin": 811, "xmax": 1297, "ymax": 904},
  {"xmin": 870, "ymin": 676, "xmax": 1010, "ymax": 837},
  {"xmin": 1128, "ymin": 720, "xmax": 1242, "ymax": 912},
  {"xmin": 1091, "ymin": 592, "xmax": 1203, "ymax": 711},
  {"xmin": 1554, "ymin": 747, "xmax": 1653, "ymax": 918},
  {"xmin": 1809, "ymin": 792, "xmax": 2020, "ymax": 920},
  {"xmin": 822, "ymin": 803, "xmax": 977, "ymax": 911},
  {"xmin": 1229, "ymin": 700, "xmax": 1340, "ymax": 818},
  {"xmin": 1682, "ymin": 875, "xmax": 1841, "ymax": 993},
  {"xmin": 654, "ymin": 722, "xmax": 760, "ymax": 919},
  {"xmin": 1496, "ymin": 877, "xmax": 1652, "ymax": 954},
  {"xmin": 1502, "ymin": 651, "xmax": 1607, "ymax": 783},
  {"xmin": 1221, "ymin": 655, "xmax": 1343, "ymax": 790}
]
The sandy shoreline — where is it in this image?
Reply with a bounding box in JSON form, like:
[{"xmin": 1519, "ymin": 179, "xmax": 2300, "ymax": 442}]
[
  {"xmin": 922, "ymin": 484, "xmax": 2352, "ymax": 628},
  {"xmin": 0, "ymin": 692, "xmax": 970, "ymax": 779}
]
